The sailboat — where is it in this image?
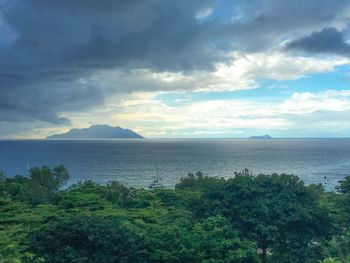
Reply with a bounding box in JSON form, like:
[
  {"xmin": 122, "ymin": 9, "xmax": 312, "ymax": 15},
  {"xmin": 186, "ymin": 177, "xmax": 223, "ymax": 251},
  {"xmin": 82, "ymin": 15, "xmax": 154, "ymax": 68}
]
[{"xmin": 149, "ymin": 164, "xmax": 164, "ymax": 189}]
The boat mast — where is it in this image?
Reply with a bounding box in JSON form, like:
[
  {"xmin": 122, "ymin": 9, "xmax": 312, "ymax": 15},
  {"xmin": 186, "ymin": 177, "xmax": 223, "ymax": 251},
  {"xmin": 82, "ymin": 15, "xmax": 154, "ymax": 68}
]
[{"xmin": 153, "ymin": 164, "xmax": 159, "ymax": 181}]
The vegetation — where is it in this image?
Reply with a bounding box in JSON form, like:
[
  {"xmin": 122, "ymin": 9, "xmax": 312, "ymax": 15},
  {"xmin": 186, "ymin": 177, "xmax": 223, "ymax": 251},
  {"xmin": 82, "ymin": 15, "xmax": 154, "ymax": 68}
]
[{"xmin": 1, "ymin": 166, "xmax": 350, "ymax": 262}]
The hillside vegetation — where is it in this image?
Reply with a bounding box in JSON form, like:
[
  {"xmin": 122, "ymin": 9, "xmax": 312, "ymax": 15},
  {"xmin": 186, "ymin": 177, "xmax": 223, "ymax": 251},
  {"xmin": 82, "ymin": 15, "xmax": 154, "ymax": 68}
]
[{"xmin": 1, "ymin": 166, "xmax": 350, "ymax": 262}]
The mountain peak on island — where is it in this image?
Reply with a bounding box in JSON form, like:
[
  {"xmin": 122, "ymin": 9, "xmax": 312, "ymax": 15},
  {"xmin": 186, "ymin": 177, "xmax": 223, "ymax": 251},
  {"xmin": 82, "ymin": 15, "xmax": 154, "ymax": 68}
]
[
  {"xmin": 248, "ymin": 135, "xmax": 272, "ymax": 139},
  {"xmin": 47, "ymin": 125, "xmax": 144, "ymax": 139}
]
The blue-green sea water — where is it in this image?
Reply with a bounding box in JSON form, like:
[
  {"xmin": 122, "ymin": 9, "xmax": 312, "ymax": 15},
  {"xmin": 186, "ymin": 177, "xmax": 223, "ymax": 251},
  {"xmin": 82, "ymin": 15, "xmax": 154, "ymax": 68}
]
[{"xmin": 0, "ymin": 139, "xmax": 349, "ymax": 189}]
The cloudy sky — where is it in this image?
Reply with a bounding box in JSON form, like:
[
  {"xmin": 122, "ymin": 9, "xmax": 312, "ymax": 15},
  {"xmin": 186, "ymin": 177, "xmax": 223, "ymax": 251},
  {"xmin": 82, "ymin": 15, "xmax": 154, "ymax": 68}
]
[{"xmin": 1, "ymin": 0, "xmax": 350, "ymax": 138}]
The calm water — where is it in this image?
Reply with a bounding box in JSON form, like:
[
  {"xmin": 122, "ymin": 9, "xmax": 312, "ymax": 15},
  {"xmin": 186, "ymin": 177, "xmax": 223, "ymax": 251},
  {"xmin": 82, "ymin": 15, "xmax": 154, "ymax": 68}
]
[{"xmin": 0, "ymin": 139, "xmax": 349, "ymax": 189}]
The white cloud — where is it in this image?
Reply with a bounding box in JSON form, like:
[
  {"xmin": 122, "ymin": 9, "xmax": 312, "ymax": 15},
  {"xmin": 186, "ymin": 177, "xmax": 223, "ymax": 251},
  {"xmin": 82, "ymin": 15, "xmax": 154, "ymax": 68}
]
[
  {"xmin": 215, "ymin": 52, "xmax": 349, "ymax": 83},
  {"xmin": 8, "ymin": 50, "xmax": 350, "ymax": 138},
  {"xmin": 108, "ymin": 89, "xmax": 350, "ymax": 137},
  {"xmin": 92, "ymin": 52, "xmax": 350, "ymax": 94},
  {"xmin": 13, "ymin": 89, "xmax": 350, "ymax": 138},
  {"xmin": 195, "ymin": 7, "xmax": 213, "ymax": 20},
  {"xmin": 279, "ymin": 90, "xmax": 350, "ymax": 114}
]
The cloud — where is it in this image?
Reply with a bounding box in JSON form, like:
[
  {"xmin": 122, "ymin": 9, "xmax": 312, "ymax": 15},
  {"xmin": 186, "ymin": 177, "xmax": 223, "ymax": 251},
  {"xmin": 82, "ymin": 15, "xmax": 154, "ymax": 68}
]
[
  {"xmin": 1, "ymin": 0, "xmax": 350, "ymax": 136},
  {"xmin": 90, "ymin": 52, "xmax": 349, "ymax": 95},
  {"xmin": 0, "ymin": 0, "xmax": 222, "ymax": 125},
  {"xmin": 195, "ymin": 7, "xmax": 213, "ymax": 20},
  {"xmin": 107, "ymin": 90, "xmax": 350, "ymax": 137},
  {"xmin": 216, "ymin": 0, "xmax": 350, "ymax": 52},
  {"xmin": 286, "ymin": 28, "xmax": 350, "ymax": 56},
  {"xmin": 278, "ymin": 90, "xmax": 350, "ymax": 114}
]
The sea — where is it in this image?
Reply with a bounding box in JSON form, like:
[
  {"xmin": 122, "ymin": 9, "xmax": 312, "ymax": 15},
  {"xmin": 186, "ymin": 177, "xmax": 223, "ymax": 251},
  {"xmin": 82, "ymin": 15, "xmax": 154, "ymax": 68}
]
[{"xmin": 0, "ymin": 139, "xmax": 349, "ymax": 190}]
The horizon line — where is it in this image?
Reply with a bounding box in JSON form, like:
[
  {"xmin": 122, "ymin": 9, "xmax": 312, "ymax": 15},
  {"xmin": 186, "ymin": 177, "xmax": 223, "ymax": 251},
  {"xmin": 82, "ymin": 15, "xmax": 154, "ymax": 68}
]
[{"xmin": 1, "ymin": 137, "xmax": 350, "ymax": 141}]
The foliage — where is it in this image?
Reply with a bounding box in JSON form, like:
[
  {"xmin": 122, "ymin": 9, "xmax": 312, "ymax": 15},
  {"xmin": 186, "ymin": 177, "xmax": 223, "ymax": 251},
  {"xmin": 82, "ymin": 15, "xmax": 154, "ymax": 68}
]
[
  {"xmin": 1, "ymin": 166, "xmax": 350, "ymax": 262},
  {"xmin": 320, "ymin": 258, "xmax": 342, "ymax": 263},
  {"xmin": 29, "ymin": 215, "xmax": 147, "ymax": 263},
  {"xmin": 27, "ymin": 165, "xmax": 69, "ymax": 204},
  {"xmin": 192, "ymin": 216, "xmax": 259, "ymax": 263},
  {"xmin": 336, "ymin": 176, "xmax": 350, "ymax": 194}
]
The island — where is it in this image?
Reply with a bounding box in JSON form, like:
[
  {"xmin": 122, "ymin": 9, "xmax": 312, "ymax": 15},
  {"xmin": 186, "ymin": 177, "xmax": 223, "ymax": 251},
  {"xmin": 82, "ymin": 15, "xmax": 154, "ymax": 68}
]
[
  {"xmin": 248, "ymin": 135, "xmax": 272, "ymax": 139},
  {"xmin": 47, "ymin": 124, "xmax": 144, "ymax": 139}
]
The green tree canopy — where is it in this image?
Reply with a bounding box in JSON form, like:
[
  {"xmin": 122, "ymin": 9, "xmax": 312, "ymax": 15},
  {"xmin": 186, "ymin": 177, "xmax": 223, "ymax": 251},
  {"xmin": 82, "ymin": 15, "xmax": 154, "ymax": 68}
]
[
  {"xmin": 27, "ymin": 165, "xmax": 69, "ymax": 204},
  {"xmin": 29, "ymin": 215, "xmax": 148, "ymax": 263}
]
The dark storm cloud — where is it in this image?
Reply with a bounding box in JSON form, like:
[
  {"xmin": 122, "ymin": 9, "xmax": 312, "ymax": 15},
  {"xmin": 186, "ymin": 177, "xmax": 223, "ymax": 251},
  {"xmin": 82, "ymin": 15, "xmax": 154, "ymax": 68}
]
[
  {"xmin": 1, "ymin": 0, "xmax": 219, "ymax": 72},
  {"xmin": 215, "ymin": 0, "xmax": 350, "ymax": 52},
  {"xmin": 0, "ymin": 0, "xmax": 220, "ymax": 125},
  {"xmin": 0, "ymin": 0, "xmax": 350, "ymax": 128},
  {"xmin": 286, "ymin": 28, "xmax": 350, "ymax": 56}
]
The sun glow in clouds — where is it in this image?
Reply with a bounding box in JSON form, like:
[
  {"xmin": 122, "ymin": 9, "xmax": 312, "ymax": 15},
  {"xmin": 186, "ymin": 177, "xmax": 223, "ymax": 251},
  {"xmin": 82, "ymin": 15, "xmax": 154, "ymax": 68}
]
[{"xmin": 1, "ymin": 0, "xmax": 350, "ymax": 138}]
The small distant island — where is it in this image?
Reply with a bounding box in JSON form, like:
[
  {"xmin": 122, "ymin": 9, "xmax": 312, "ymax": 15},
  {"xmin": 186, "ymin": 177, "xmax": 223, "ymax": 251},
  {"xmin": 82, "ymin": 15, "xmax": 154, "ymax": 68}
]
[
  {"xmin": 47, "ymin": 124, "xmax": 144, "ymax": 139},
  {"xmin": 248, "ymin": 135, "xmax": 272, "ymax": 139}
]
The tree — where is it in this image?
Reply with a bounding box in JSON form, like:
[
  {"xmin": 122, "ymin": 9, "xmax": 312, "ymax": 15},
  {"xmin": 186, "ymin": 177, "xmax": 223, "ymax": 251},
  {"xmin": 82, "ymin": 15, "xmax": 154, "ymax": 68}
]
[
  {"xmin": 53, "ymin": 164, "xmax": 69, "ymax": 188},
  {"xmin": 325, "ymin": 176, "xmax": 350, "ymax": 261},
  {"xmin": 0, "ymin": 174, "xmax": 29, "ymax": 201},
  {"xmin": 0, "ymin": 166, "xmax": 343, "ymax": 262},
  {"xmin": 28, "ymin": 215, "xmax": 148, "ymax": 263},
  {"xmin": 196, "ymin": 173, "xmax": 332, "ymax": 263},
  {"xmin": 28, "ymin": 165, "xmax": 69, "ymax": 204},
  {"xmin": 192, "ymin": 216, "xmax": 259, "ymax": 263}
]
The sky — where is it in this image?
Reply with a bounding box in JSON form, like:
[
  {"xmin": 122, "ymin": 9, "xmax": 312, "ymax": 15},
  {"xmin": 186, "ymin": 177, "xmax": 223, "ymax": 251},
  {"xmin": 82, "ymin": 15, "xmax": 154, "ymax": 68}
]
[{"xmin": 1, "ymin": 0, "xmax": 350, "ymax": 138}]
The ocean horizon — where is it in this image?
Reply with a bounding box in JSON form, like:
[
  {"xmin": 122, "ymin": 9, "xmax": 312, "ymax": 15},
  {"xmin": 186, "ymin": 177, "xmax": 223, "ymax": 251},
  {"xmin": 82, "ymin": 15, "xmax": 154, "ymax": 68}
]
[{"xmin": 1, "ymin": 138, "xmax": 349, "ymax": 190}]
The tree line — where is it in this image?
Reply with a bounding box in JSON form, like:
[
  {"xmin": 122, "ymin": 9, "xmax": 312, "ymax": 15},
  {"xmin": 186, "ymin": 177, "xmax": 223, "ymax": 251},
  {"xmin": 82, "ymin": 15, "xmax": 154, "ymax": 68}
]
[{"xmin": 0, "ymin": 166, "xmax": 350, "ymax": 262}]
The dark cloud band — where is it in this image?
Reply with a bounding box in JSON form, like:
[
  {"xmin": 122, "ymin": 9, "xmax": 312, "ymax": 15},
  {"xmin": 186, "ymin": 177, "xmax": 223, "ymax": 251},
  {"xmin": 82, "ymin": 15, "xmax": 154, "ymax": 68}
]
[
  {"xmin": 286, "ymin": 27, "xmax": 350, "ymax": 56},
  {"xmin": 0, "ymin": 0, "xmax": 349, "ymax": 134}
]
